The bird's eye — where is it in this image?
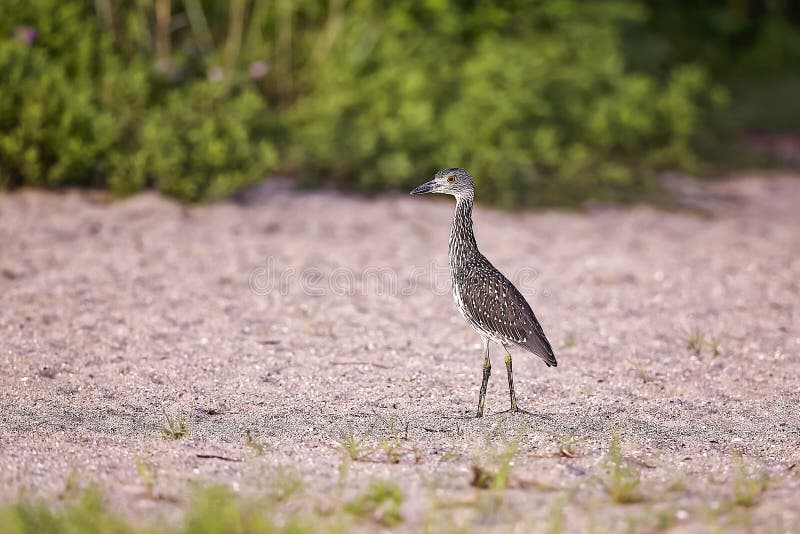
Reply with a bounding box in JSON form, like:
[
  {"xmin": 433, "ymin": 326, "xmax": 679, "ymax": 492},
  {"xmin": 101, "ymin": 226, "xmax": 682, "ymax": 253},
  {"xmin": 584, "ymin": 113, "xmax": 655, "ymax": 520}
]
[{"xmin": 446, "ymin": 175, "xmax": 455, "ymax": 184}]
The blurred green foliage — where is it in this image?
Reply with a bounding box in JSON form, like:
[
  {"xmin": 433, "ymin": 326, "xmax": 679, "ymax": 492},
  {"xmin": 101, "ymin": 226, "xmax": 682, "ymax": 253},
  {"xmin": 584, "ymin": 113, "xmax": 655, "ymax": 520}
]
[
  {"xmin": 288, "ymin": 1, "xmax": 726, "ymax": 205},
  {"xmin": 1, "ymin": 486, "xmax": 315, "ymax": 533},
  {"xmin": 0, "ymin": 0, "xmax": 796, "ymax": 205},
  {"xmin": 625, "ymin": 0, "xmax": 800, "ymax": 134},
  {"xmin": 0, "ymin": 0, "xmax": 280, "ymax": 201}
]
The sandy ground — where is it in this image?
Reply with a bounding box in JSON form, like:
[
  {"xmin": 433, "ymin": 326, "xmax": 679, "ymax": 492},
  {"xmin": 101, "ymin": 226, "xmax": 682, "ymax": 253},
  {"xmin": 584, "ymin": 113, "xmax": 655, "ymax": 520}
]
[{"xmin": 1, "ymin": 175, "xmax": 799, "ymax": 532}]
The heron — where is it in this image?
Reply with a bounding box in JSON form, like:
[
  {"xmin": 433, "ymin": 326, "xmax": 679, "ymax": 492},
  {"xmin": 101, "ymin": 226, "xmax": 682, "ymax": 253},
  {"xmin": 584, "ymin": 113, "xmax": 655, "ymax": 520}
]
[{"xmin": 411, "ymin": 168, "xmax": 557, "ymax": 416}]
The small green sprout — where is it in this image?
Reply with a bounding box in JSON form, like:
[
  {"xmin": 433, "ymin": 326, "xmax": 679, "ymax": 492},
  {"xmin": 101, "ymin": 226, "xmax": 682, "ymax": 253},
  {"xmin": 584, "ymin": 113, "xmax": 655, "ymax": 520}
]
[
  {"xmin": 245, "ymin": 429, "xmax": 264, "ymax": 455},
  {"xmin": 333, "ymin": 424, "xmax": 365, "ymax": 461},
  {"xmin": 161, "ymin": 409, "xmax": 188, "ymax": 439}
]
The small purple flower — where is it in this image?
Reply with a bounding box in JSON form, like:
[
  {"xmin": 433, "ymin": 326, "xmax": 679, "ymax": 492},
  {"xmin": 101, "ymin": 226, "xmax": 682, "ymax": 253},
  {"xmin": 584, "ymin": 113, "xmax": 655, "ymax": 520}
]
[
  {"xmin": 249, "ymin": 61, "xmax": 269, "ymax": 79},
  {"xmin": 13, "ymin": 26, "xmax": 37, "ymax": 45}
]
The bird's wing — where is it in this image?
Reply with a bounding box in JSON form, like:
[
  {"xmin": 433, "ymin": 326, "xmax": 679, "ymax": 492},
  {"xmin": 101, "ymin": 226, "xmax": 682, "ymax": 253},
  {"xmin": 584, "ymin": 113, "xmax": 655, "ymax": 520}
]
[{"xmin": 462, "ymin": 268, "xmax": 557, "ymax": 367}]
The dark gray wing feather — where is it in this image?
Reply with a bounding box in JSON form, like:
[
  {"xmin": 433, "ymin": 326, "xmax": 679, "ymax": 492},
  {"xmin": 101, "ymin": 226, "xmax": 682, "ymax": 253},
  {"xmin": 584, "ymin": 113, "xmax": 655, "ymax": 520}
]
[{"xmin": 461, "ymin": 266, "xmax": 557, "ymax": 367}]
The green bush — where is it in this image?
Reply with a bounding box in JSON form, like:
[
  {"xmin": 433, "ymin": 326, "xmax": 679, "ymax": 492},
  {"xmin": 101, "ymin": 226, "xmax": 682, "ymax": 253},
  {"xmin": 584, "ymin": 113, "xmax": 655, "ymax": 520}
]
[
  {"xmin": 0, "ymin": 0, "xmax": 279, "ymax": 201},
  {"xmin": 114, "ymin": 82, "xmax": 279, "ymax": 201},
  {"xmin": 0, "ymin": 4, "xmax": 117, "ymax": 189},
  {"xmin": 290, "ymin": 2, "xmax": 725, "ymax": 205},
  {"xmin": 0, "ymin": 0, "xmax": 728, "ymax": 205},
  {"xmin": 626, "ymin": 1, "xmax": 800, "ymax": 134}
]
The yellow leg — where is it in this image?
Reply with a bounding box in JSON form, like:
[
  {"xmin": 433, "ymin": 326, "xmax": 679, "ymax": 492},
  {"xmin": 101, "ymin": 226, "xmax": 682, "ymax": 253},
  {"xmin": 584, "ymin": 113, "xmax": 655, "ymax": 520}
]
[
  {"xmin": 503, "ymin": 345, "xmax": 519, "ymax": 412},
  {"xmin": 477, "ymin": 339, "xmax": 491, "ymax": 417}
]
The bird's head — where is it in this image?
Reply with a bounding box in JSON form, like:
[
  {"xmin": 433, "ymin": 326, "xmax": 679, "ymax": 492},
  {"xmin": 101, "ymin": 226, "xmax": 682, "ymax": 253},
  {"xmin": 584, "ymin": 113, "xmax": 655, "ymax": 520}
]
[{"xmin": 410, "ymin": 168, "xmax": 474, "ymax": 200}]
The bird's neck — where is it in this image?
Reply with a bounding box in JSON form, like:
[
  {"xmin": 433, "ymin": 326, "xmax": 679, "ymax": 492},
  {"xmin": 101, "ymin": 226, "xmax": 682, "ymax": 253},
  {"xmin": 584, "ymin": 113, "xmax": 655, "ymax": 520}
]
[{"xmin": 449, "ymin": 196, "xmax": 478, "ymax": 270}]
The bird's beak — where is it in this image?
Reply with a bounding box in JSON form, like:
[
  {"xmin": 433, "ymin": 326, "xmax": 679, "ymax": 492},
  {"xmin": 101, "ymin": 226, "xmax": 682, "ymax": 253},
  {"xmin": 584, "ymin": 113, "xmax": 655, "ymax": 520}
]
[{"xmin": 410, "ymin": 180, "xmax": 436, "ymax": 195}]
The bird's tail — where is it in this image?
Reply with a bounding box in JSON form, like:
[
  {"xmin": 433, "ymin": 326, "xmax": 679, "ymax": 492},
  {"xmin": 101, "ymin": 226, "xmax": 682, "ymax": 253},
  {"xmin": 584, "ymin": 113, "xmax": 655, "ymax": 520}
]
[{"xmin": 519, "ymin": 331, "xmax": 557, "ymax": 367}]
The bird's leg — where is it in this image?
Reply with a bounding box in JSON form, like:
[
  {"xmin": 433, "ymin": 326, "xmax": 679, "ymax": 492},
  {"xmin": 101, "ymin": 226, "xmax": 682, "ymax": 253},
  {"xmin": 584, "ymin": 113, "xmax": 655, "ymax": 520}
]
[
  {"xmin": 503, "ymin": 346, "xmax": 519, "ymax": 412},
  {"xmin": 477, "ymin": 340, "xmax": 491, "ymax": 417}
]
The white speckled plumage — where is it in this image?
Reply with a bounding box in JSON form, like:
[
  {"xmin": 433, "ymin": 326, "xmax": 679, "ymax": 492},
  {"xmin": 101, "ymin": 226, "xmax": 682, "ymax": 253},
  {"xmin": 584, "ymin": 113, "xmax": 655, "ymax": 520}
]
[
  {"xmin": 411, "ymin": 168, "xmax": 557, "ymax": 416},
  {"xmin": 446, "ymin": 181, "xmax": 556, "ymax": 367}
]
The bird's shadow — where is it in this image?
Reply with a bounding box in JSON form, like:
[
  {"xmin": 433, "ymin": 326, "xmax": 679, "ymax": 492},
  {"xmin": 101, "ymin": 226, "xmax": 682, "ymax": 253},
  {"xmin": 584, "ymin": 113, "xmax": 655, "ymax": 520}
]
[{"xmin": 486, "ymin": 410, "xmax": 555, "ymax": 422}]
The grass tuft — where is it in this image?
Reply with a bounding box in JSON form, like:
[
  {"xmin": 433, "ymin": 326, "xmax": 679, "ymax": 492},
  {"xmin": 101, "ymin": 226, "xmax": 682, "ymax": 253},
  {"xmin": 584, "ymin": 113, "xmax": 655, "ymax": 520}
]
[
  {"xmin": 732, "ymin": 453, "xmax": 769, "ymax": 508},
  {"xmin": 686, "ymin": 327, "xmax": 705, "ymax": 357},
  {"xmin": 380, "ymin": 440, "xmax": 402, "ymax": 464},
  {"xmin": 345, "ymin": 481, "xmax": 404, "ymax": 527},
  {"xmin": 708, "ymin": 337, "xmax": 723, "ymax": 357},
  {"xmin": 161, "ymin": 409, "xmax": 188, "ymax": 440},
  {"xmin": 245, "ymin": 429, "xmax": 264, "ymax": 455},
  {"xmin": 2, "ymin": 488, "xmax": 141, "ymax": 534},
  {"xmin": 685, "ymin": 327, "xmax": 724, "ymax": 358},
  {"xmin": 333, "ymin": 424, "xmax": 365, "ymax": 461},
  {"xmin": 184, "ymin": 486, "xmax": 288, "ymax": 532},
  {"xmin": 604, "ymin": 433, "xmax": 645, "ymax": 504},
  {"xmin": 135, "ymin": 458, "xmax": 156, "ymax": 499},
  {"xmin": 471, "ymin": 440, "xmax": 519, "ymax": 490},
  {"xmin": 269, "ymin": 469, "xmax": 304, "ymax": 503}
]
